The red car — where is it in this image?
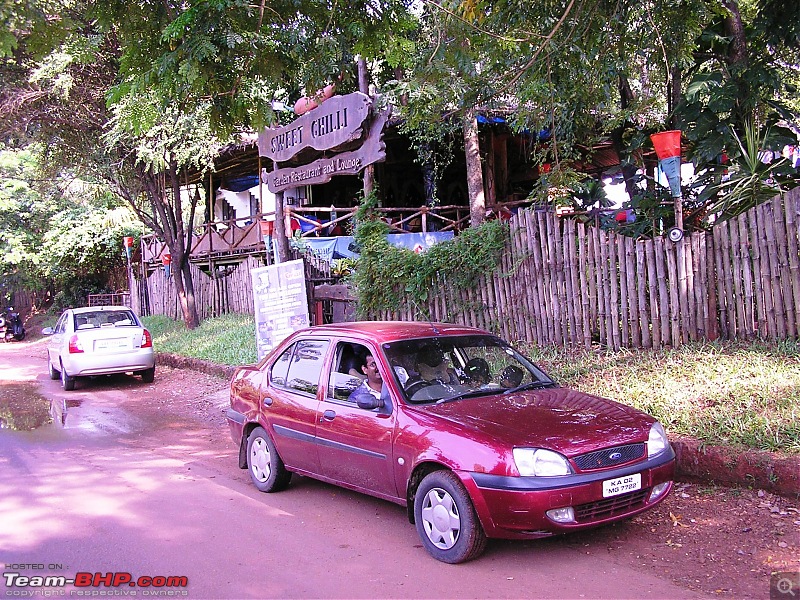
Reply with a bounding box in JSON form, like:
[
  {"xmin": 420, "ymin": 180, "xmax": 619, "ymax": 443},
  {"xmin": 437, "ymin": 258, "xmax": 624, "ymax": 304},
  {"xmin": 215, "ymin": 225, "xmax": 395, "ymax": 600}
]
[{"xmin": 226, "ymin": 321, "xmax": 674, "ymax": 563}]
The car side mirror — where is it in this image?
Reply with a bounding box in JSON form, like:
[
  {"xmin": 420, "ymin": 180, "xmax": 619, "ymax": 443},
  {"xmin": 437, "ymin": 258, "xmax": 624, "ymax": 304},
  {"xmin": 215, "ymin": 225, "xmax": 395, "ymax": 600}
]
[
  {"xmin": 352, "ymin": 385, "xmax": 393, "ymax": 414},
  {"xmin": 42, "ymin": 327, "xmax": 54, "ymax": 335},
  {"xmin": 355, "ymin": 394, "xmax": 383, "ymax": 410}
]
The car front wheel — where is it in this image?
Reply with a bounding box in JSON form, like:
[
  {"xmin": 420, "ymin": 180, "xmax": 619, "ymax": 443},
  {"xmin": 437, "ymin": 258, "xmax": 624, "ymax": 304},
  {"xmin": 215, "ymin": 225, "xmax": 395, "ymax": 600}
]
[
  {"xmin": 60, "ymin": 361, "xmax": 75, "ymax": 391},
  {"xmin": 246, "ymin": 426, "xmax": 291, "ymax": 492},
  {"xmin": 414, "ymin": 470, "xmax": 487, "ymax": 564}
]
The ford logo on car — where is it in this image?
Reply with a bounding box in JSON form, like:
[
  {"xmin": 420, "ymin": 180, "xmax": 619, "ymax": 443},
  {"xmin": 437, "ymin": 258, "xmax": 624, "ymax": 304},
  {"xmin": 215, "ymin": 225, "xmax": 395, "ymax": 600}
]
[{"xmin": 609, "ymin": 452, "xmax": 623, "ymax": 460}]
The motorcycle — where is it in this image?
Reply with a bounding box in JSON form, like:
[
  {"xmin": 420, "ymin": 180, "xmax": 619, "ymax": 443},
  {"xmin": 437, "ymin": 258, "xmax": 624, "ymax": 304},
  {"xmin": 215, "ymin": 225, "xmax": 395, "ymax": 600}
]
[{"xmin": 0, "ymin": 307, "xmax": 26, "ymax": 341}]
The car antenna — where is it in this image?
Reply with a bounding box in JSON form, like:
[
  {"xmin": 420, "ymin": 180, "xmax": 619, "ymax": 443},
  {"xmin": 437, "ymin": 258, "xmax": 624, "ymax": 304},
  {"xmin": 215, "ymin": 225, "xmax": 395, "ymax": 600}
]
[{"xmin": 412, "ymin": 298, "xmax": 441, "ymax": 335}]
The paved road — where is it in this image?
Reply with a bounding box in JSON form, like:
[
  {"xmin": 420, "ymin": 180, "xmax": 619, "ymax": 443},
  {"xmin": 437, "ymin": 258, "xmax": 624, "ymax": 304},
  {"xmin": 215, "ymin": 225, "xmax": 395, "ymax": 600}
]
[{"xmin": 0, "ymin": 340, "xmax": 707, "ymax": 599}]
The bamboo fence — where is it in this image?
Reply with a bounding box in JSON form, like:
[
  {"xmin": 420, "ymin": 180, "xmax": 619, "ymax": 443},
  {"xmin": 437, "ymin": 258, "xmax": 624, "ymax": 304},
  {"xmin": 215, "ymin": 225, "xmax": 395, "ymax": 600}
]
[{"xmin": 135, "ymin": 188, "xmax": 800, "ymax": 348}]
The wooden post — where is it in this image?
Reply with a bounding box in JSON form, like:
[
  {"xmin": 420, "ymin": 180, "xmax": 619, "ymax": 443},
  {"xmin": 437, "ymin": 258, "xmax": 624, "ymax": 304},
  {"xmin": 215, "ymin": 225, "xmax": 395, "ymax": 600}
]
[{"xmin": 357, "ymin": 56, "xmax": 375, "ymax": 199}]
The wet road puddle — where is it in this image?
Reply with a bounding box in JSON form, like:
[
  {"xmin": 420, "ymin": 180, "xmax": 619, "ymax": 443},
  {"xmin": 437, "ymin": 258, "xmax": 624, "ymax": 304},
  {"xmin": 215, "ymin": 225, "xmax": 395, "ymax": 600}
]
[{"xmin": 0, "ymin": 381, "xmax": 73, "ymax": 431}]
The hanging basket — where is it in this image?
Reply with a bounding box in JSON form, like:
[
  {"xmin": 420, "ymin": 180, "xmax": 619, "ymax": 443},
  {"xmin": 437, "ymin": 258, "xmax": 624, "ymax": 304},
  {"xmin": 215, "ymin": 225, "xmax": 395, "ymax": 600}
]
[{"xmin": 650, "ymin": 130, "xmax": 682, "ymax": 160}]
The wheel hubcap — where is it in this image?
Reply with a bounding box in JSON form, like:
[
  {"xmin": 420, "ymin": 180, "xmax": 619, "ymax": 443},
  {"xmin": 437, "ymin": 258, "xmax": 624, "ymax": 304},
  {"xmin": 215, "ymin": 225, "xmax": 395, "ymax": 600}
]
[
  {"xmin": 250, "ymin": 437, "xmax": 271, "ymax": 482},
  {"xmin": 420, "ymin": 487, "xmax": 460, "ymax": 550}
]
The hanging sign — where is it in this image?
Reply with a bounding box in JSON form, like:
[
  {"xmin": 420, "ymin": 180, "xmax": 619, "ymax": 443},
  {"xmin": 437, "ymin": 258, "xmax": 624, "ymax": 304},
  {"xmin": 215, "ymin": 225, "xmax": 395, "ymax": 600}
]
[
  {"xmin": 258, "ymin": 92, "xmax": 372, "ymax": 162},
  {"xmin": 264, "ymin": 109, "xmax": 390, "ymax": 194}
]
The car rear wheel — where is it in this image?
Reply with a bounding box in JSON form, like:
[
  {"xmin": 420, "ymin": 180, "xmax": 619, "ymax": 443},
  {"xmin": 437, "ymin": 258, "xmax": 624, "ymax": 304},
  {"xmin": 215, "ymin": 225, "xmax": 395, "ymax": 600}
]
[
  {"xmin": 60, "ymin": 361, "xmax": 75, "ymax": 391},
  {"xmin": 140, "ymin": 367, "xmax": 155, "ymax": 383},
  {"xmin": 414, "ymin": 470, "xmax": 487, "ymax": 564},
  {"xmin": 246, "ymin": 426, "xmax": 292, "ymax": 493},
  {"xmin": 48, "ymin": 355, "xmax": 59, "ymax": 380}
]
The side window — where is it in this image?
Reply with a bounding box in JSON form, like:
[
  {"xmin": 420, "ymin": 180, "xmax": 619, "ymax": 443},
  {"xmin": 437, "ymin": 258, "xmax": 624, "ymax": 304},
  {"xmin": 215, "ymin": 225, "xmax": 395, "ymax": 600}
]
[
  {"xmin": 328, "ymin": 342, "xmax": 370, "ymax": 402},
  {"xmin": 270, "ymin": 344, "xmax": 293, "ymax": 387},
  {"xmin": 272, "ymin": 339, "xmax": 329, "ymax": 396},
  {"xmin": 55, "ymin": 314, "xmax": 67, "ymax": 334}
]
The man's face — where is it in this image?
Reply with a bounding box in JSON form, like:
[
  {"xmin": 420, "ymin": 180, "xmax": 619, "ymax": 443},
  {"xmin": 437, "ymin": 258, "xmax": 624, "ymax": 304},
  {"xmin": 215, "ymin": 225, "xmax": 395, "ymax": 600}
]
[{"xmin": 363, "ymin": 355, "xmax": 382, "ymax": 385}]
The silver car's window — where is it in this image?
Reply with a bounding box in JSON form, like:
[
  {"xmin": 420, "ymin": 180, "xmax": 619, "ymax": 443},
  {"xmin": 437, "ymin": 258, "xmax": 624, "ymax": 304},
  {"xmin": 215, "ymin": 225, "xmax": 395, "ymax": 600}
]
[{"xmin": 73, "ymin": 310, "xmax": 138, "ymax": 329}]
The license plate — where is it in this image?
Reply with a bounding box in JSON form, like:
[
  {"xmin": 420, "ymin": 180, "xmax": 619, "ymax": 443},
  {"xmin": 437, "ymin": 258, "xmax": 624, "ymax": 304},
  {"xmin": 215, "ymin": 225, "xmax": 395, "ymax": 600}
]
[
  {"xmin": 95, "ymin": 338, "xmax": 130, "ymax": 351},
  {"xmin": 602, "ymin": 473, "xmax": 641, "ymax": 498}
]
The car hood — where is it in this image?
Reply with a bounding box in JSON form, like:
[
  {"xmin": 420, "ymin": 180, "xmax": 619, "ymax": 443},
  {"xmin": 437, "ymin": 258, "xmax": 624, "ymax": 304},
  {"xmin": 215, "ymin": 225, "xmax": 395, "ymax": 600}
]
[{"xmin": 417, "ymin": 387, "xmax": 654, "ymax": 457}]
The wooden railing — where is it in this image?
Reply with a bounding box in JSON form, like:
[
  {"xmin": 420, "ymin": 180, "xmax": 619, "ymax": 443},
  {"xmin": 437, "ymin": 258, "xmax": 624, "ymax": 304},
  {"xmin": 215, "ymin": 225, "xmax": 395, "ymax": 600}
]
[{"xmin": 139, "ymin": 203, "xmax": 523, "ymax": 265}]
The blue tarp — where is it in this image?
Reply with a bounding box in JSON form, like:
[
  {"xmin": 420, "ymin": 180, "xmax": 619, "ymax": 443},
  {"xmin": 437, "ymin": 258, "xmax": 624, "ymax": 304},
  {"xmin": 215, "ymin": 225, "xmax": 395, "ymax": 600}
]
[{"xmin": 301, "ymin": 232, "xmax": 454, "ymax": 263}]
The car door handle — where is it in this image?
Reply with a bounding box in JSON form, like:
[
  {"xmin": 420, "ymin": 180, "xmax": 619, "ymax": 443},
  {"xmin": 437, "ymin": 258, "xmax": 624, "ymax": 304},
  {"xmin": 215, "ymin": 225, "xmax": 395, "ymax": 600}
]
[
  {"xmin": 321, "ymin": 409, "xmax": 336, "ymax": 421},
  {"xmin": 263, "ymin": 396, "xmax": 273, "ymax": 407}
]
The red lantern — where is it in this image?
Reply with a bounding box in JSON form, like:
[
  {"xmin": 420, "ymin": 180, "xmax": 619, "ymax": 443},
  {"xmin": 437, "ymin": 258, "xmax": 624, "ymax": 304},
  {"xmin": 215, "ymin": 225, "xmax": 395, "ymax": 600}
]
[
  {"xmin": 123, "ymin": 236, "xmax": 134, "ymax": 260},
  {"xmin": 161, "ymin": 253, "xmax": 172, "ymax": 278},
  {"xmin": 650, "ymin": 130, "xmax": 683, "ymax": 199},
  {"xmin": 650, "ymin": 130, "xmax": 682, "ymax": 160}
]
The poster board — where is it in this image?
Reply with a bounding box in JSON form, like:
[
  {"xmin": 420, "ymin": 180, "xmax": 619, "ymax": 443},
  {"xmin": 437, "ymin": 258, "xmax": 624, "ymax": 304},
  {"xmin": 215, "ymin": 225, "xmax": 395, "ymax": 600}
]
[{"xmin": 251, "ymin": 259, "xmax": 310, "ymax": 360}]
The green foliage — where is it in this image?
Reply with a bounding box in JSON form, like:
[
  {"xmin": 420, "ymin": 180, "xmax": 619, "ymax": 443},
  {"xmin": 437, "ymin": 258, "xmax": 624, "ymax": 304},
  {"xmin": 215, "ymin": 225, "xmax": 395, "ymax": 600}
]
[
  {"xmin": 349, "ymin": 193, "xmax": 508, "ymax": 318},
  {"xmin": 143, "ymin": 313, "xmax": 257, "ymax": 365},
  {"xmin": 693, "ymin": 122, "xmax": 796, "ymax": 220}
]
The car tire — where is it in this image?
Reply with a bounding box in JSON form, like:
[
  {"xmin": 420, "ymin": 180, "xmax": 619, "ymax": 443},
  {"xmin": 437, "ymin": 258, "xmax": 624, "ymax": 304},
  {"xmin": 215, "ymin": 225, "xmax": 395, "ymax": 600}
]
[
  {"xmin": 140, "ymin": 367, "xmax": 155, "ymax": 383},
  {"xmin": 48, "ymin": 355, "xmax": 60, "ymax": 380},
  {"xmin": 60, "ymin": 361, "xmax": 75, "ymax": 391},
  {"xmin": 414, "ymin": 470, "xmax": 487, "ymax": 564},
  {"xmin": 246, "ymin": 426, "xmax": 292, "ymax": 493}
]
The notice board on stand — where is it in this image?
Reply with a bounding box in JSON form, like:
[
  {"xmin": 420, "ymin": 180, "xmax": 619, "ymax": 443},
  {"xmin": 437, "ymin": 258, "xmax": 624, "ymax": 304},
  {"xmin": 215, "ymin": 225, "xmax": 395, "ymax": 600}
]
[{"xmin": 250, "ymin": 259, "xmax": 310, "ymax": 360}]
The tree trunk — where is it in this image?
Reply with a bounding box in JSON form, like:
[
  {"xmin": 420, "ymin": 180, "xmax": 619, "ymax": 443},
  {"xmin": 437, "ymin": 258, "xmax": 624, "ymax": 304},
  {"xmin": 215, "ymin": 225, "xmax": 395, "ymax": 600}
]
[{"xmin": 464, "ymin": 108, "xmax": 485, "ymax": 227}]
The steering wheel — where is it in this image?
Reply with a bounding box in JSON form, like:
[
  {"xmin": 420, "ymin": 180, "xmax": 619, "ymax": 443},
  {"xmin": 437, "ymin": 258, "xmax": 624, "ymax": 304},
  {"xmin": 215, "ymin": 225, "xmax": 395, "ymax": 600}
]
[{"xmin": 405, "ymin": 378, "xmax": 431, "ymax": 397}]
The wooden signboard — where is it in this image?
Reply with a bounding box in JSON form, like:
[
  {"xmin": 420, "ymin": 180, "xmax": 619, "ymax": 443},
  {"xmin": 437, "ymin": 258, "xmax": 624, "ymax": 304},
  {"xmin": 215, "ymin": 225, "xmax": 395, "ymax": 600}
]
[
  {"xmin": 258, "ymin": 92, "xmax": 372, "ymax": 162},
  {"xmin": 264, "ymin": 109, "xmax": 389, "ymax": 194}
]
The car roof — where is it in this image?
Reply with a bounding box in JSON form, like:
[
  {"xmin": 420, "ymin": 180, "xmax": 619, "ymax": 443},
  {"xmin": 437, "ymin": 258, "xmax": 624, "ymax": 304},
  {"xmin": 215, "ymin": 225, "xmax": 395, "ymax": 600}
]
[
  {"xmin": 295, "ymin": 321, "xmax": 491, "ymax": 345},
  {"xmin": 71, "ymin": 306, "xmax": 135, "ymax": 314}
]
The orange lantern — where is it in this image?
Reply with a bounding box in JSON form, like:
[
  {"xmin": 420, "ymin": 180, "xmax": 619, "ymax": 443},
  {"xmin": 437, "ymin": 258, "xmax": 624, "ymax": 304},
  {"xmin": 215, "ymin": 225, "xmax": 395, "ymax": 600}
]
[
  {"xmin": 650, "ymin": 130, "xmax": 682, "ymax": 160},
  {"xmin": 161, "ymin": 253, "xmax": 172, "ymax": 278},
  {"xmin": 650, "ymin": 130, "xmax": 682, "ymax": 198}
]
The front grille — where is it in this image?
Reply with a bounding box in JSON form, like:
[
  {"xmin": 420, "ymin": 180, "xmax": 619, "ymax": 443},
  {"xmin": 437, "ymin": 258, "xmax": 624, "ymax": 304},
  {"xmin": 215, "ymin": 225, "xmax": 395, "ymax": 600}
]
[
  {"xmin": 573, "ymin": 443, "xmax": 645, "ymax": 471},
  {"xmin": 574, "ymin": 489, "xmax": 650, "ymax": 522}
]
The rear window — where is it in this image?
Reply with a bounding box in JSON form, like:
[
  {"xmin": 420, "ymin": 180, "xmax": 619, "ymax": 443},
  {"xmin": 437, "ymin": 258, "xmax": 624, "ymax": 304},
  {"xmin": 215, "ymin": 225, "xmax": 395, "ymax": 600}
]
[{"xmin": 73, "ymin": 310, "xmax": 138, "ymax": 330}]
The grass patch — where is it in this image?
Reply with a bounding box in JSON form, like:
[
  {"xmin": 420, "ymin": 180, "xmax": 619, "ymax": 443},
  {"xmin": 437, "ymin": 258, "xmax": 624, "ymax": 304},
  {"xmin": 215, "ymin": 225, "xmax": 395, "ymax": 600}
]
[
  {"xmin": 525, "ymin": 340, "xmax": 800, "ymax": 454},
  {"xmin": 143, "ymin": 313, "xmax": 257, "ymax": 366},
  {"xmin": 141, "ymin": 314, "xmax": 799, "ymax": 454}
]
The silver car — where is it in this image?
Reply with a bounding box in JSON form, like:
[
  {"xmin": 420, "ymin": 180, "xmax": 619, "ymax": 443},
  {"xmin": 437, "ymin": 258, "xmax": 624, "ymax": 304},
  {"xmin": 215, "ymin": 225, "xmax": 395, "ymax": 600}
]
[{"xmin": 43, "ymin": 306, "xmax": 155, "ymax": 390}]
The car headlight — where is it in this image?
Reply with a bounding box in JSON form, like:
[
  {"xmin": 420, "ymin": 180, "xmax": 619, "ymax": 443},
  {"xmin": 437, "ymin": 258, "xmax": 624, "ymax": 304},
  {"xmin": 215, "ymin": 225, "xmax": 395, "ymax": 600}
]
[
  {"xmin": 648, "ymin": 422, "xmax": 669, "ymax": 458},
  {"xmin": 513, "ymin": 448, "xmax": 573, "ymax": 476}
]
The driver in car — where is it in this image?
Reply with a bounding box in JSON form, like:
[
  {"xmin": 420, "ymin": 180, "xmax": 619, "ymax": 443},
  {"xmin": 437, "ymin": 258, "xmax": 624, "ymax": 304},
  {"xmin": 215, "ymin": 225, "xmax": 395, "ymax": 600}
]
[
  {"xmin": 348, "ymin": 354, "xmax": 385, "ymax": 409},
  {"xmin": 404, "ymin": 345, "xmax": 459, "ymax": 399}
]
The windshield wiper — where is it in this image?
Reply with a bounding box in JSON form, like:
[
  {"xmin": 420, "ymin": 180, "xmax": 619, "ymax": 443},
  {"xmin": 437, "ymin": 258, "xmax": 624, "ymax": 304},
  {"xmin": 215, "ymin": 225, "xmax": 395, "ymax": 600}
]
[{"xmin": 503, "ymin": 381, "xmax": 555, "ymax": 394}]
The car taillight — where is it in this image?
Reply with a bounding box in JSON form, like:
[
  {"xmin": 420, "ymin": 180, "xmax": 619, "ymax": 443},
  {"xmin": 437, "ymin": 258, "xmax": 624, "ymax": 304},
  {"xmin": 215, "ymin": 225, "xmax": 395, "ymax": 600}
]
[
  {"xmin": 141, "ymin": 329, "xmax": 152, "ymax": 348},
  {"xmin": 68, "ymin": 334, "xmax": 84, "ymax": 353}
]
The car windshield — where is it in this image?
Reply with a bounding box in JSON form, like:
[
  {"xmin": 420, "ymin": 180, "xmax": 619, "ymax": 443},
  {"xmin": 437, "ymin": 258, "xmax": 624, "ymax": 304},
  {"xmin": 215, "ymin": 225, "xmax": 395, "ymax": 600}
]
[
  {"xmin": 73, "ymin": 310, "xmax": 138, "ymax": 330},
  {"xmin": 382, "ymin": 335, "xmax": 554, "ymax": 404}
]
